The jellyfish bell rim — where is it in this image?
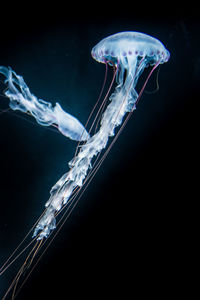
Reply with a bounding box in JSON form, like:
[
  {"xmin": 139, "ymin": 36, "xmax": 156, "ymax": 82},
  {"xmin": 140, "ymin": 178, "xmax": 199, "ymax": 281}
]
[{"xmin": 163, "ymin": 49, "xmax": 170, "ymax": 62}]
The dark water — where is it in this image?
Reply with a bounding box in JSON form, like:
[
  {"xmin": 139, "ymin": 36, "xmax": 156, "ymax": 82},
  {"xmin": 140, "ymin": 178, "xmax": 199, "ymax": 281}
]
[{"xmin": 0, "ymin": 6, "xmax": 198, "ymax": 299}]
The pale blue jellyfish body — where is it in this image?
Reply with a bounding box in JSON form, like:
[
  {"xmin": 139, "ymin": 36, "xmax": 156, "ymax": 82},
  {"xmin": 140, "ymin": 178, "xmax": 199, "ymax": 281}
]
[{"xmin": 0, "ymin": 32, "xmax": 170, "ymax": 240}]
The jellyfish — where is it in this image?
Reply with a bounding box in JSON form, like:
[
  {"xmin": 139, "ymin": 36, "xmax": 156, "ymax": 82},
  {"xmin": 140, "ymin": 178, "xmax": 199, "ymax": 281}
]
[{"xmin": 0, "ymin": 31, "xmax": 170, "ymax": 298}]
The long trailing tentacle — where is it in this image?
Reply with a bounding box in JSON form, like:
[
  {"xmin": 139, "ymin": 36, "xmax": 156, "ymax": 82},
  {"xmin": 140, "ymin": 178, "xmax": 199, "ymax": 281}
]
[{"xmin": 2, "ymin": 239, "xmax": 43, "ymax": 300}]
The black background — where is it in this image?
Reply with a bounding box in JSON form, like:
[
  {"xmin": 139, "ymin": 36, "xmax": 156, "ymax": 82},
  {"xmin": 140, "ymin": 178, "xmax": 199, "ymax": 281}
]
[{"xmin": 0, "ymin": 3, "xmax": 198, "ymax": 299}]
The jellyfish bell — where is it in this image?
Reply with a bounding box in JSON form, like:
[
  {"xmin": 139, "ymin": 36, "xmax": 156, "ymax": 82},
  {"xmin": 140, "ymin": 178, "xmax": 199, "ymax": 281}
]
[{"xmin": 91, "ymin": 31, "xmax": 170, "ymax": 66}]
